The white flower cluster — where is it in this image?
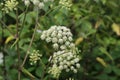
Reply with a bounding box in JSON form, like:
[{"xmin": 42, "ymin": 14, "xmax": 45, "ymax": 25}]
[
  {"xmin": 40, "ymin": 25, "xmax": 81, "ymax": 78},
  {"xmin": 51, "ymin": 49, "xmax": 80, "ymax": 73},
  {"xmin": 0, "ymin": 52, "xmax": 3, "ymax": 65},
  {"xmin": 29, "ymin": 50, "xmax": 42, "ymax": 65},
  {"xmin": 59, "ymin": 0, "xmax": 72, "ymax": 10},
  {"xmin": 23, "ymin": 0, "xmax": 54, "ymax": 9},
  {"xmin": 1, "ymin": 0, "xmax": 18, "ymax": 13},
  {"xmin": 41, "ymin": 25, "xmax": 74, "ymax": 50}
]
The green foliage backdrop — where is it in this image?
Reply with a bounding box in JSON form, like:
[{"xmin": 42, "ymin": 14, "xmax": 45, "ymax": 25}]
[{"xmin": 0, "ymin": 0, "xmax": 120, "ymax": 80}]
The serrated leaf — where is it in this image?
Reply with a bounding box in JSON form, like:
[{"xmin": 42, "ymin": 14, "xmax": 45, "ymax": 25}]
[{"xmin": 35, "ymin": 66, "xmax": 44, "ymax": 78}]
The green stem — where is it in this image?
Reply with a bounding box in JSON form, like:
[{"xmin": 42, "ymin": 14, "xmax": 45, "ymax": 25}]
[
  {"xmin": 42, "ymin": 5, "xmax": 61, "ymax": 17},
  {"xmin": 21, "ymin": 7, "xmax": 39, "ymax": 67},
  {"xmin": 40, "ymin": 59, "xmax": 46, "ymax": 80},
  {"xmin": 10, "ymin": 6, "xmax": 29, "ymax": 48},
  {"xmin": 16, "ymin": 9, "xmax": 21, "ymax": 80},
  {"xmin": 21, "ymin": 67, "xmax": 36, "ymax": 80},
  {"xmin": 0, "ymin": 20, "xmax": 15, "ymax": 36},
  {"xmin": 19, "ymin": 6, "xmax": 29, "ymax": 36}
]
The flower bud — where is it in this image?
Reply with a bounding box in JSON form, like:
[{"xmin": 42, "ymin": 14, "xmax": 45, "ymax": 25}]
[
  {"xmin": 52, "ymin": 37, "xmax": 58, "ymax": 43},
  {"xmin": 58, "ymin": 39, "xmax": 63, "ymax": 44},
  {"xmin": 76, "ymin": 63, "xmax": 80, "ymax": 68},
  {"xmin": 53, "ymin": 43, "xmax": 59, "ymax": 50},
  {"xmin": 46, "ymin": 37, "xmax": 51, "ymax": 43},
  {"xmin": 33, "ymin": 0, "xmax": 40, "ymax": 5},
  {"xmin": 24, "ymin": 0, "xmax": 30, "ymax": 6},
  {"xmin": 73, "ymin": 69, "xmax": 77, "ymax": 73},
  {"xmin": 39, "ymin": 2, "xmax": 44, "ymax": 9}
]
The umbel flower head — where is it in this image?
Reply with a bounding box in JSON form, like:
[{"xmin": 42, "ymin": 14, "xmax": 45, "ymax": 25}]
[
  {"xmin": 29, "ymin": 50, "xmax": 42, "ymax": 65},
  {"xmin": 59, "ymin": 0, "xmax": 72, "ymax": 10},
  {"xmin": 23, "ymin": 0, "xmax": 54, "ymax": 9},
  {"xmin": 41, "ymin": 25, "xmax": 73, "ymax": 50},
  {"xmin": 50, "ymin": 48, "xmax": 81, "ymax": 73},
  {"xmin": 1, "ymin": 0, "xmax": 18, "ymax": 13},
  {"xmin": 48, "ymin": 48, "xmax": 81, "ymax": 78}
]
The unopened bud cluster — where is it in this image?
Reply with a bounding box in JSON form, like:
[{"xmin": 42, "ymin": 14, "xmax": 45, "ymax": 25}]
[
  {"xmin": 59, "ymin": 0, "xmax": 72, "ymax": 10},
  {"xmin": 1, "ymin": 0, "xmax": 18, "ymax": 13},
  {"xmin": 48, "ymin": 64, "xmax": 61, "ymax": 78},
  {"xmin": 23, "ymin": 0, "xmax": 54, "ymax": 9},
  {"xmin": 40, "ymin": 25, "xmax": 81, "ymax": 78},
  {"xmin": 29, "ymin": 50, "xmax": 42, "ymax": 65}
]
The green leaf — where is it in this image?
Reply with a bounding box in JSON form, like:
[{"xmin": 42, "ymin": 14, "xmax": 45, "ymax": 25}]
[
  {"xmin": 95, "ymin": 74, "xmax": 109, "ymax": 80},
  {"xmin": 35, "ymin": 66, "xmax": 44, "ymax": 78},
  {"xmin": 104, "ymin": 66, "xmax": 112, "ymax": 73},
  {"xmin": 101, "ymin": 0, "xmax": 107, "ymax": 5},
  {"xmin": 21, "ymin": 67, "xmax": 36, "ymax": 79},
  {"xmin": 22, "ymin": 79, "xmax": 29, "ymax": 80},
  {"xmin": 84, "ymin": 0, "xmax": 90, "ymax": 3},
  {"xmin": 0, "ymin": 11, "xmax": 2, "ymax": 19},
  {"xmin": 99, "ymin": 47, "xmax": 113, "ymax": 62},
  {"xmin": 8, "ymin": 12, "xmax": 16, "ymax": 19},
  {"xmin": 112, "ymin": 66, "xmax": 120, "ymax": 76},
  {"xmin": 81, "ymin": 21, "xmax": 92, "ymax": 32},
  {"xmin": 0, "ymin": 76, "xmax": 3, "ymax": 80}
]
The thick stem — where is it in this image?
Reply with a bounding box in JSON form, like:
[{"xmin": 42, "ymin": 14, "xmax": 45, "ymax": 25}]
[
  {"xmin": 21, "ymin": 67, "xmax": 36, "ymax": 80},
  {"xmin": 16, "ymin": 10, "xmax": 21, "ymax": 80}
]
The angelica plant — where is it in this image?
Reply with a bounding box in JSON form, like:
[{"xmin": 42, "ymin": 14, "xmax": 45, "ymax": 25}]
[{"xmin": 0, "ymin": 0, "xmax": 78, "ymax": 79}]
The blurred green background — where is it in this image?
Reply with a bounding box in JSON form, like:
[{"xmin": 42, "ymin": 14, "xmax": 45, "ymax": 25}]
[{"xmin": 0, "ymin": 0, "xmax": 120, "ymax": 80}]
